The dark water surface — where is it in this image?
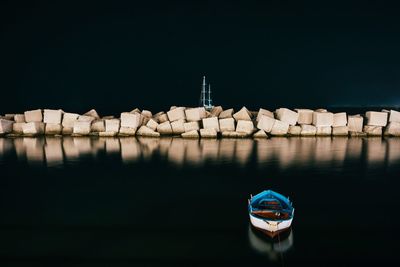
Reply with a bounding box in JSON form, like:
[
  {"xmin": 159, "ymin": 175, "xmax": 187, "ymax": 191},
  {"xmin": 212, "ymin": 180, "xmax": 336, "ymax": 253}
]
[{"xmin": 1, "ymin": 136, "xmax": 400, "ymax": 266}]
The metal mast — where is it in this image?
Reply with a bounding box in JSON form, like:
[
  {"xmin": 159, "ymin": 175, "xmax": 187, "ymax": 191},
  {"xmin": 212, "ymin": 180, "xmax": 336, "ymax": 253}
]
[
  {"xmin": 208, "ymin": 84, "xmax": 212, "ymax": 108},
  {"xmin": 201, "ymin": 76, "xmax": 206, "ymax": 107}
]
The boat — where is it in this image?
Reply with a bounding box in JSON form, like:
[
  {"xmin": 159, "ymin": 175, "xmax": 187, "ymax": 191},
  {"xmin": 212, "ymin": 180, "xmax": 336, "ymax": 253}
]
[{"xmin": 248, "ymin": 190, "xmax": 294, "ymax": 238}]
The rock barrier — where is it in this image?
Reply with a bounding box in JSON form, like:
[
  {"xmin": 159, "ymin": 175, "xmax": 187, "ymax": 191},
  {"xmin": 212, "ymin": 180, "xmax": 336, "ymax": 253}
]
[{"xmin": 1, "ymin": 107, "xmax": 400, "ymax": 138}]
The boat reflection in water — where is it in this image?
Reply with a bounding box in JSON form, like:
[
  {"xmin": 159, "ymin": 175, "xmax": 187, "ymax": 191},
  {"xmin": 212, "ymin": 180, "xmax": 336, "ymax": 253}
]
[
  {"xmin": 0, "ymin": 137, "xmax": 400, "ymax": 171},
  {"xmin": 248, "ymin": 224, "xmax": 294, "ymax": 262}
]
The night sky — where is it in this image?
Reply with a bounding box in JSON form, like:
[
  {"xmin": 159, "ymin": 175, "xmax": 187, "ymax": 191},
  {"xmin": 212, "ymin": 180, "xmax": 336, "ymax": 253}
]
[{"xmin": 1, "ymin": 0, "xmax": 400, "ymax": 115}]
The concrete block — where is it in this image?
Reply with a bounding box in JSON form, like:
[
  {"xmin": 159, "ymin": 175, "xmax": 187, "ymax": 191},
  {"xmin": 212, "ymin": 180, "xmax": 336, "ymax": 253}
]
[
  {"xmin": 275, "ymin": 108, "xmax": 298, "ymax": 126},
  {"xmin": 288, "ymin": 125, "xmax": 301, "ymax": 135},
  {"xmin": 221, "ymin": 131, "xmax": 248, "ymax": 138},
  {"xmin": 270, "ymin": 120, "xmax": 289, "ymax": 135},
  {"xmin": 219, "ymin": 118, "xmax": 235, "ymax": 132},
  {"xmin": 236, "ymin": 120, "xmax": 254, "ymax": 134},
  {"xmin": 253, "ymin": 129, "xmax": 268, "ymax": 138},
  {"xmin": 313, "ymin": 112, "xmax": 333, "ymax": 127},
  {"xmin": 22, "ymin": 122, "xmax": 44, "ymax": 135},
  {"xmin": 141, "ymin": 110, "xmax": 152, "ymax": 118},
  {"xmin": 200, "ymin": 128, "xmax": 217, "ymax": 138},
  {"xmin": 256, "ymin": 108, "xmax": 274, "ymax": 121},
  {"xmin": 315, "ymin": 108, "xmax": 328, "ymax": 112},
  {"xmin": 45, "ymin": 123, "xmax": 62, "ymax": 135},
  {"xmin": 136, "ymin": 126, "xmax": 160, "ymax": 137},
  {"xmin": 146, "ymin": 118, "xmax": 159, "ymax": 131},
  {"xmin": 121, "ymin": 112, "xmax": 141, "ymax": 129},
  {"xmin": 202, "ymin": 117, "xmax": 220, "ymax": 132},
  {"xmin": 301, "ymin": 125, "xmax": 317, "ymax": 136},
  {"xmin": 363, "ymin": 125, "xmax": 382, "ymax": 136},
  {"xmin": 233, "ymin": 107, "xmax": 252, "ymax": 121},
  {"xmin": 333, "ymin": 112, "xmax": 347, "ymax": 127},
  {"xmin": 219, "ymin": 108, "xmax": 234, "ymax": 119},
  {"xmin": 98, "ymin": 131, "xmax": 117, "ymax": 137},
  {"xmin": 105, "ymin": 119, "xmax": 120, "ymax": 133},
  {"xmin": 388, "ymin": 110, "xmax": 400, "ymax": 123},
  {"xmin": 348, "ymin": 115, "xmax": 364, "ymax": 132},
  {"xmin": 384, "ymin": 122, "xmax": 400, "ymax": 136},
  {"xmin": 157, "ymin": 113, "xmax": 169, "ymax": 123},
  {"xmin": 170, "ymin": 106, "xmax": 177, "ymax": 110},
  {"xmin": 73, "ymin": 121, "xmax": 91, "ymax": 135},
  {"xmin": 184, "ymin": 121, "xmax": 200, "ymax": 132},
  {"xmin": 102, "ymin": 116, "xmax": 115, "ymax": 119},
  {"xmin": 14, "ymin": 114, "xmax": 25, "ymax": 123},
  {"xmin": 316, "ymin": 126, "xmax": 332, "ymax": 136},
  {"xmin": 130, "ymin": 108, "xmax": 141, "ymax": 113},
  {"xmin": 91, "ymin": 120, "xmax": 105, "ymax": 132},
  {"xmin": 12, "ymin": 122, "xmax": 24, "ymax": 134},
  {"xmin": 43, "ymin": 109, "xmax": 62, "ymax": 124},
  {"xmin": 62, "ymin": 113, "xmax": 79, "ymax": 128},
  {"xmin": 157, "ymin": 121, "xmax": 173, "ymax": 135},
  {"xmin": 142, "ymin": 117, "xmax": 151, "ymax": 126},
  {"xmin": 62, "ymin": 127, "xmax": 73, "ymax": 135},
  {"xmin": 4, "ymin": 114, "xmax": 15, "ymax": 120},
  {"xmin": 24, "ymin": 109, "xmax": 43, "ymax": 122},
  {"xmin": 181, "ymin": 130, "xmax": 199, "ymax": 138},
  {"xmin": 185, "ymin": 107, "xmax": 206, "ymax": 121},
  {"xmin": 332, "ymin": 126, "xmax": 349, "ymax": 136},
  {"xmin": 210, "ymin": 106, "xmax": 223, "ymax": 117},
  {"xmin": 167, "ymin": 107, "xmax": 186, "ymax": 122},
  {"xmin": 349, "ymin": 131, "xmax": 367, "ymax": 137},
  {"xmin": 256, "ymin": 115, "xmax": 275, "ymax": 133},
  {"xmin": 295, "ymin": 109, "xmax": 314, "ymax": 125},
  {"xmin": 171, "ymin": 119, "xmax": 185, "ymax": 134},
  {"xmin": 366, "ymin": 111, "xmax": 388, "ymax": 127},
  {"xmin": 83, "ymin": 109, "xmax": 100, "ymax": 119},
  {"xmin": 119, "ymin": 127, "xmax": 136, "ymax": 136},
  {"xmin": 78, "ymin": 115, "xmax": 95, "ymax": 122},
  {"xmin": 0, "ymin": 119, "xmax": 13, "ymax": 134}
]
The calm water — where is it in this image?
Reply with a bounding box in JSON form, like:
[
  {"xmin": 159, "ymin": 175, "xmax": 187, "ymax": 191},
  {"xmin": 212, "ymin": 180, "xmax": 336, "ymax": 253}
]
[{"xmin": 1, "ymin": 136, "xmax": 400, "ymax": 266}]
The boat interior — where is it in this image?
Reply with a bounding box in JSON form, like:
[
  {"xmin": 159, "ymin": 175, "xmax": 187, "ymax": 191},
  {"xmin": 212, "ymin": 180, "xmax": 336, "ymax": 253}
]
[{"xmin": 251, "ymin": 199, "xmax": 292, "ymax": 220}]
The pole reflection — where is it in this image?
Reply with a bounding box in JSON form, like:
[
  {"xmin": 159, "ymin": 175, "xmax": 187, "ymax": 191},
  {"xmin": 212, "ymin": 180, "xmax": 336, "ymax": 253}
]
[{"xmin": 0, "ymin": 137, "xmax": 398, "ymax": 170}]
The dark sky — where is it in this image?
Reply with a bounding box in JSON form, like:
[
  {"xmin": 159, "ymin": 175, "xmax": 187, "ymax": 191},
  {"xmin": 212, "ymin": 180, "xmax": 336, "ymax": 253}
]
[{"xmin": 1, "ymin": 0, "xmax": 400, "ymax": 115}]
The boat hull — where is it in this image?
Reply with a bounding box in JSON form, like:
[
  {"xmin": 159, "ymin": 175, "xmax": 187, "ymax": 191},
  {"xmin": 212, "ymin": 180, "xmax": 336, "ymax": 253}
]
[{"xmin": 249, "ymin": 214, "xmax": 293, "ymax": 238}]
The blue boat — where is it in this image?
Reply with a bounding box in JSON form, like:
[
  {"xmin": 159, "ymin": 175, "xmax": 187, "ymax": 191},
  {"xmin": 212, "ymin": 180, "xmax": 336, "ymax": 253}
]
[{"xmin": 248, "ymin": 190, "xmax": 294, "ymax": 237}]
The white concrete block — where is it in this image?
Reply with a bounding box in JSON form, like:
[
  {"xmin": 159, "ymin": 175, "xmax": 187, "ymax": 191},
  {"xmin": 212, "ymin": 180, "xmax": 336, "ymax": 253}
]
[
  {"xmin": 146, "ymin": 119, "xmax": 159, "ymax": 131},
  {"xmin": 185, "ymin": 107, "xmax": 206, "ymax": 121},
  {"xmin": 62, "ymin": 113, "xmax": 79, "ymax": 128},
  {"xmin": 24, "ymin": 109, "xmax": 42, "ymax": 122},
  {"xmin": 73, "ymin": 121, "xmax": 91, "ymax": 135},
  {"xmin": 347, "ymin": 115, "xmax": 364, "ymax": 132},
  {"xmin": 120, "ymin": 112, "xmax": 141, "ymax": 129},
  {"xmin": 270, "ymin": 120, "xmax": 289, "ymax": 135},
  {"xmin": 22, "ymin": 122, "xmax": 44, "ymax": 135},
  {"xmin": 219, "ymin": 118, "xmax": 235, "ymax": 132},
  {"xmin": 0, "ymin": 119, "xmax": 13, "ymax": 134},
  {"xmin": 45, "ymin": 123, "xmax": 62, "ymax": 135},
  {"xmin": 253, "ymin": 129, "xmax": 268, "ymax": 138},
  {"xmin": 14, "ymin": 114, "xmax": 25, "ymax": 123},
  {"xmin": 388, "ymin": 110, "xmax": 400, "ymax": 123},
  {"xmin": 366, "ymin": 111, "xmax": 388, "ymax": 127},
  {"xmin": 181, "ymin": 130, "xmax": 199, "ymax": 138},
  {"xmin": 295, "ymin": 109, "xmax": 314, "ymax": 125},
  {"xmin": 202, "ymin": 117, "xmax": 220, "ymax": 132},
  {"xmin": 275, "ymin": 108, "xmax": 298, "ymax": 126},
  {"xmin": 91, "ymin": 120, "xmax": 105, "ymax": 132},
  {"xmin": 12, "ymin": 122, "xmax": 24, "ymax": 134},
  {"xmin": 184, "ymin": 121, "xmax": 200, "ymax": 132},
  {"xmin": 141, "ymin": 110, "xmax": 152, "ymax": 118},
  {"xmin": 119, "ymin": 127, "xmax": 136, "ymax": 136},
  {"xmin": 236, "ymin": 120, "xmax": 254, "ymax": 134},
  {"xmin": 4, "ymin": 114, "xmax": 15, "ymax": 120},
  {"xmin": 288, "ymin": 125, "xmax": 301, "ymax": 135},
  {"xmin": 363, "ymin": 125, "xmax": 382, "ymax": 136},
  {"xmin": 210, "ymin": 106, "xmax": 223, "ymax": 117},
  {"xmin": 332, "ymin": 126, "xmax": 349, "ymax": 136},
  {"xmin": 171, "ymin": 119, "xmax": 185, "ymax": 134},
  {"xmin": 105, "ymin": 119, "xmax": 120, "ymax": 133},
  {"xmin": 157, "ymin": 113, "xmax": 169, "ymax": 123},
  {"xmin": 157, "ymin": 121, "xmax": 173, "ymax": 135},
  {"xmin": 301, "ymin": 125, "xmax": 317, "ymax": 136},
  {"xmin": 78, "ymin": 115, "xmax": 95, "ymax": 122},
  {"xmin": 219, "ymin": 108, "xmax": 234, "ymax": 119},
  {"xmin": 333, "ymin": 112, "xmax": 347, "ymax": 127},
  {"xmin": 83, "ymin": 109, "xmax": 100, "ymax": 119},
  {"xmin": 98, "ymin": 131, "xmax": 117, "ymax": 137},
  {"xmin": 312, "ymin": 112, "xmax": 333, "ymax": 127},
  {"xmin": 233, "ymin": 107, "xmax": 252, "ymax": 121},
  {"xmin": 200, "ymin": 128, "xmax": 217, "ymax": 138},
  {"xmin": 221, "ymin": 131, "xmax": 248, "ymax": 138},
  {"xmin": 316, "ymin": 126, "xmax": 332, "ymax": 136},
  {"xmin": 256, "ymin": 108, "xmax": 274, "ymax": 121},
  {"xmin": 256, "ymin": 115, "xmax": 275, "ymax": 133},
  {"xmin": 385, "ymin": 122, "xmax": 400, "ymax": 136},
  {"xmin": 167, "ymin": 107, "xmax": 186, "ymax": 122},
  {"xmin": 136, "ymin": 126, "xmax": 160, "ymax": 137},
  {"xmin": 43, "ymin": 109, "xmax": 62, "ymax": 124}
]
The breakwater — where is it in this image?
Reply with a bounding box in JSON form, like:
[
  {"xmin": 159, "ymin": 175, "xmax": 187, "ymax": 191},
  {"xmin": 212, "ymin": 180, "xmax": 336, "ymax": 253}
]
[{"xmin": 1, "ymin": 106, "xmax": 400, "ymax": 138}]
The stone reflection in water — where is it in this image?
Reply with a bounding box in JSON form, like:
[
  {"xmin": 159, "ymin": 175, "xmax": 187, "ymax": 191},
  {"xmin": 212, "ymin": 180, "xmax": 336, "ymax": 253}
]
[
  {"xmin": 0, "ymin": 137, "xmax": 398, "ymax": 169},
  {"xmin": 248, "ymin": 225, "xmax": 293, "ymax": 262}
]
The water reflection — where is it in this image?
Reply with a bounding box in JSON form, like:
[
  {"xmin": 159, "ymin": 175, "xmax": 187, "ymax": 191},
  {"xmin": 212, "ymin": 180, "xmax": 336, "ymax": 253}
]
[
  {"xmin": 248, "ymin": 225, "xmax": 294, "ymax": 262},
  {"xmin": 0, "ymin": 137, "xmax": 399, "ymax": 169}
]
